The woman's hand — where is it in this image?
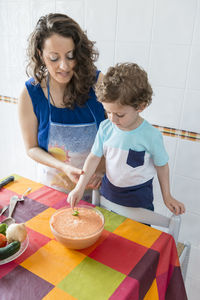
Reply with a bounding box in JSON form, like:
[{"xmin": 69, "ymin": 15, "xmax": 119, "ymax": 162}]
[
  {"xmin": 58, "ymin": 164, "xmax": 84, "ymax": 190},
  {"xmin": 62, "ymin": 164, "xmax": 83, "ymax": 183},
  {"xmin": 62, "ymin": 166, "xmax": 103, "ymax": 190}
]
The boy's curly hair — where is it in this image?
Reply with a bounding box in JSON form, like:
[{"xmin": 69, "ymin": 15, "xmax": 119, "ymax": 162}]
[
  {"xmin": 26, "ymin": 13, "xmax": 99, "ymax": 108},
  {"xmin": 96, "ymin": 63, "xmax": 153, "ymax": 109}
]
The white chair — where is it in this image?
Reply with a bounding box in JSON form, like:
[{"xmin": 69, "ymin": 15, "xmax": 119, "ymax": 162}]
[{"xmin": 92, "ymin": 190, "xmax": 191, "ymax": 282}]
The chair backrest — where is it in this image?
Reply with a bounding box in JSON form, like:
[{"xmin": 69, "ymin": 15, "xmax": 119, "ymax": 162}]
[{"xmin": 92, "ymin": 190, "xmax": 181, "ymax": 244}]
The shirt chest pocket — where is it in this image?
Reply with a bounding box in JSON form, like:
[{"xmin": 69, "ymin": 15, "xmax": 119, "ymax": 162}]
[{"xmin": 126, "ymin": 149, "xmax": 145, "ymax": 168}]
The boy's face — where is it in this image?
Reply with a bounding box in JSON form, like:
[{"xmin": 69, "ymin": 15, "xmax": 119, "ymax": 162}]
[{"xmin": 102, "ymin": 101, "xmax": 143, "ymax": 131}]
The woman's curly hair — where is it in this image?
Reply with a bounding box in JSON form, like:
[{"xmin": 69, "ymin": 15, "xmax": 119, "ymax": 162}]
[
  {"xmin": 26, "ymin": 13, "xmax": 99, "ymax": 108},
  {"xmin": 95, "ymin": 63, "xmax": 153, "ymax": 109}
]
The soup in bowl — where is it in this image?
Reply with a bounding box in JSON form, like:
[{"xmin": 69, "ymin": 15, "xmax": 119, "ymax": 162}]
[{"xmin": 50, "ymin": 205, "xmax": 104, "ymax": 249}]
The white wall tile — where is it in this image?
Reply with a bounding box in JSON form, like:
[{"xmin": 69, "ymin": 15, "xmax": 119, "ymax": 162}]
[
  {"xmin": 0, "ymin": 68, "xmax": 12, "ymax": 97},
  {"xmin": 174, "ymin": 139, "xmax": 200, "ymax": 180},
  {"xmin": 0, "ymin": 0, "xmax": 30, "ymax": 37},
  {"xmin": 151, "ymin": 136, "xmax": 178, "ymax": 215},
  {"xmin": 152, "ymin": 136, "xmax": 179, "ymax": 216},
  {"xmin": 142, "ymin": 87, "xmax": 184, "ymax": 128},
  {"xmin": 0, "ymin": 103, "xmax": 13, "ymax": 162},
  {"xmin": 179, "ymin": 212, "xmax": 200, "ymax": 246},
  {"xmin": 187, "ymin": 46, "xmax": 200, "ymax": 90},
  {"xmin": 186, "ymin": 274, "xmax": 200, "ymax": 300},
  {"xmin": 12, "ymin": 104, "xmax": 37, "ymax": 181},
  {"xmin": 85, "ymin": 0, "xmax": 117, "ymax": 41},
  {"xmin": 153, "ymin": 175, "xmax": 169, "ymax": 215},
  {"xmin": 181, "ymin": 89, "xmax": 200, "ymax": 133},
  {"xmin": 152, "ymin": 0, "xmax": 197, "ymax": 44},
  {"xmin": 95, "ymin": 41, "xmax": 115, "ymax": 74},
  {"xmin": 0, "ymin": 2, "xmax": 9, "ymax": 37},
  {"xmin": 0, "ymin": 68, "xmax": 26, "ymax": 99},
  {"xmin": 0, "ymin": 102, "xmax": 37, "ymax": 181},
  {"xmin": 0, "ymin": 36, "xmax": 26, "ymax": 73},
  {"xmin": 163, "ymin": 136, "xmax": 178, "ymax": 171},
  {"xmin": 149, "ymin": 44, "xmax": 190, "ymax": 88},
  {"xmin": 56, "ymin": 0, "xmax": 84, "ymax": 28},
  {"xmin": 6, "ymin": 37, "xmax": 27, "ymax": 69},
  {"xmin": 115, "ymin": 42, "xmax": 149, "ymax": 70},
  {"xmin": 172, "ymin": 175, "xmax": 200, "ymax": 215},
  {"xmin": 193, "ymin": 0, "xmax": 200, "ymax": 45},
  {"xmin": 116, "ymin": 0, "xmax": 154, "ymax": 42},
  {"xmin": 30, "ymin": 0, "xmax": 56, "ymax": 30},
  {"xmin": 11, "ymin": 67, "xmax": 28, "ymax": 98},
  {"xmin": 0, "ymin": 37, "xmax": 9, "ymax": 68},
  {"xmin": 187, "ymin": 245, "xmax": 200, "ymax": 281}
]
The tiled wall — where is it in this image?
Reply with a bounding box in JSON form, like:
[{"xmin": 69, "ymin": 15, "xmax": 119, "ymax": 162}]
[{"xmin": 0, "ymin": 0, "xmax": 200, "ymax": 298}]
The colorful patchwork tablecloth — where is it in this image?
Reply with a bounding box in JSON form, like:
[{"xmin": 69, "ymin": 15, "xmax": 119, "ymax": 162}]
[{"xmin": 0, "ymin": 175, "xmax": 187, "ymax": 300}]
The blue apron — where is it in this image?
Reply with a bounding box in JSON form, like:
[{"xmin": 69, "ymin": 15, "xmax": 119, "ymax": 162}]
[{"xmin": 38, "ymin": 78, "xmax": 98, "ymax": 192}]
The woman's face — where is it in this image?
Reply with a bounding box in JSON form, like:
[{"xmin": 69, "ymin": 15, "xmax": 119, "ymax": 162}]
[{"xmin": 42, "ymin": 34, "xmax": 76, "ymax": 85}]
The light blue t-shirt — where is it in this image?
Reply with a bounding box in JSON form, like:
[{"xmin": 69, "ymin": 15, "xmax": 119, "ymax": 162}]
[{"xmin": 91, "ymin": 119, "xmax": 169, "ymax": 188}]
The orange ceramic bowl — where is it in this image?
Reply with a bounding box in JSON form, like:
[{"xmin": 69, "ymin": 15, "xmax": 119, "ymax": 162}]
[{"xmin": 50, "ymin": 205, "xmax": 104, "ymax": 249}]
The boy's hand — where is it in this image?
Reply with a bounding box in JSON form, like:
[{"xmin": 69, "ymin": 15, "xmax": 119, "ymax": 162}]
[
  {"xmin": 164, "ymin": 196, "xmax": 185, "ymax": 215},
  {"xmin": 67, "ymin": 188, "xmax": 83, "ymax": 210}
]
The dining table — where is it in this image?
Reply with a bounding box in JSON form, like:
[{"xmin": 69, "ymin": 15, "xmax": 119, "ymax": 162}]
[{"xmin": 0, "ymin": 174, "xmax": 187, "ymax": 300}]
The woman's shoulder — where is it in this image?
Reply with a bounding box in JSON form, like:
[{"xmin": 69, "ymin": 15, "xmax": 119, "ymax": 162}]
[
  {"xmin": 25, "ymin": 78, "xmax": 46, "ymax": 104},
  {"xmin": 19, "ymin": 84, "xmax": 31, "ymax": 104},
  {"xmin": 25, "ymin": 77, "xmax": 41, "ymax": 91},
  {"xmin": 25, "ymin": 78, "xmax": 42, "ymax": 96},
  {"xmin": 25, "ymin": 77, "xmax": 35, "ymax": 84}
]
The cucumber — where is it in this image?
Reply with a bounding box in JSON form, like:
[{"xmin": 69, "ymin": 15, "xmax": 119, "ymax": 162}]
[{"xmin": 0, "ymin": 241, "xmax": 21, "ymax": 260}]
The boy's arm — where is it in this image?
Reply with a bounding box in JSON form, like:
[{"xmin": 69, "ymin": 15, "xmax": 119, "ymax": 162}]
[
  {"xmin": 67, "ymin": 153, "xmax": 101, "ymax": 209},
  {"xmin": 86, "ymin": 156, "xmax": 105, "ymax": 189},
  {"xmin": 155, "ymin": 163, "xmax": 185, "ymax": 215}
]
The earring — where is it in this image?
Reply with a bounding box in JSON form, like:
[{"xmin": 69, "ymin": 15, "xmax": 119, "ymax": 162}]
[{"xmin": 41, "ymin": 62, "xmax": 46, "ymax": 70}]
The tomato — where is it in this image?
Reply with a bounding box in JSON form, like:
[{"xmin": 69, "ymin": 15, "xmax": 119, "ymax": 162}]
[{"xmin": 0, "ymin": 233, "xmax": 7, "ymax": 248}]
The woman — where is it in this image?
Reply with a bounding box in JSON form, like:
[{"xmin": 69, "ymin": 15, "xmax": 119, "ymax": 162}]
[{"xmin": 18, "ymin": 13, "xmax": 105, "ymax": 194}]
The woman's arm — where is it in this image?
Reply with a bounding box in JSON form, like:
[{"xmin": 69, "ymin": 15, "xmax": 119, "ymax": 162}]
[
  {"xmin": 18, "ymin": 86, "xmax": 83, "ymax": 183},
  {"xmin": 155, "ymin": 163, "xmax": 185, "ymax": 215},
  {"xmin": 67, "ymin": 152, "xmax": 101, "ymax": 209}
]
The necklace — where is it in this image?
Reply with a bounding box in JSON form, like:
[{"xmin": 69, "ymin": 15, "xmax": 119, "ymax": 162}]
[
  {"xmin": 46, "ymin": 76, "xmax": 65, "ymax": 107},
  {"xmin": 45, "ymin": 76, "xmax": 56, "ymax": 106},
  {"xmin": 49, "ymin": 90, "xmax": 56, "ymax": 106}
]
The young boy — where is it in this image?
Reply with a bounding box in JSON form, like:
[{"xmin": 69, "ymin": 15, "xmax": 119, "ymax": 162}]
[{"xmin": 67, "ymin": 63, "xmax": 185, "ymax": 215}]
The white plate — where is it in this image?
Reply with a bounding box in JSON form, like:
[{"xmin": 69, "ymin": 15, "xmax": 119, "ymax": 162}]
[{"xmin": 0, "ymin": 235, "xmax": 29, "ymax": 265}]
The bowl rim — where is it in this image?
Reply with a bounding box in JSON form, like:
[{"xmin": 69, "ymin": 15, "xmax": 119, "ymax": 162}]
[{"xmin": 49, "ymin": 204, "xmax": 105, "ymax": 240}]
